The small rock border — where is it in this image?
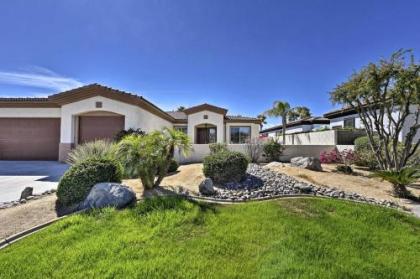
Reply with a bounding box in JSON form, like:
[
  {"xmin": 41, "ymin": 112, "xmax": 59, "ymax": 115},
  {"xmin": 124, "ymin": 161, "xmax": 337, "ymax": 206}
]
[
  {"xmin": 0, "ymin": 189, "xmax": 56, "ymax": 210},
  {"xmin": 189, "ymin": 164, "xmax": 400, "ymax": 209}
]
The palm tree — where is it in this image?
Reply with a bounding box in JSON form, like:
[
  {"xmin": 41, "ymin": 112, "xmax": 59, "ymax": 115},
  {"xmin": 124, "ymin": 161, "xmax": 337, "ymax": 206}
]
[
  {"xmin": 265, "ymin": 101, "xmax": 290, "ymax": 143},
  {"xmin": 257, "ymin": 114, "xmax": 267, "ymax": 128},
  {"xmin": 372, "ymin": 167, "xmax": 420, "ymax": 198},
  {"xmin": 154, "ymin": 128, "xmax": 191, "ymax": 186}
]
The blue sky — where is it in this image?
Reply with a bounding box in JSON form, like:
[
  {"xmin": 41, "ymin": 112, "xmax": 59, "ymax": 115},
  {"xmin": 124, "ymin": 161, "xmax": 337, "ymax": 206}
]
[{"xmin": 0, "ymin": 0, "xmax": 419, "ymax": 127}]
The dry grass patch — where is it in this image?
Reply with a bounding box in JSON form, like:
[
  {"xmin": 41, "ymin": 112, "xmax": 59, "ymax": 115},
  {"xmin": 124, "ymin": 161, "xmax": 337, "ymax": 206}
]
[{"xmin": 265, "ymin": 162, "xmax": 420, "ymax": 210}]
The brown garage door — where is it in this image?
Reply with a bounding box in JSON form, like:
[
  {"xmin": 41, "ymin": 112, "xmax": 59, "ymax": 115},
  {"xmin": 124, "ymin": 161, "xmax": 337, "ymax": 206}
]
[
  {"xmin": 0, "ymin": 118, "xmax": 60, "ymax": 160},
  {"xmin": 78, "ymin": 115, "xmax": 125, "ymax": 144}
]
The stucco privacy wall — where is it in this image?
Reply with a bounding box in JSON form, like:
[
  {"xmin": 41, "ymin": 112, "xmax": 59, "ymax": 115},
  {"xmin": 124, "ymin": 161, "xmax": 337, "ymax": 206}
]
[
  {"xmin": 187, "ymin": 110, "xmax": 224, "ymax": 143},
  {"xmin": 0, "ymin": 108, "xmax": 61, "ymax": 118},
  {"xmin": 284, "ymin": 130, "xmax": 337, "ymax": 145},
  {"xmin": 174, "ymin": 144, "xmax": 337, "ymax": 163},
  {"xmin": 60, "ymin": 96, "xmax": 172, "ymax": 143},
  {"xmin": 225, "ymin": 123, "xmax": 260, "ymax": 143}
]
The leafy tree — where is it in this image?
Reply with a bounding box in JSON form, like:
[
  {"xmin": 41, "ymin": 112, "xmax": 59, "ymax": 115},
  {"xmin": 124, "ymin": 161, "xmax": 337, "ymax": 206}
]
[
  {"xmin": 288, "ymin": 106, "xmax": 311, "ymax": 121},
  {"xmin": 372, "ymin": 167, "xmax": 419, "ymax": 198},
  {"xmin": 177, "ymin": 106, "xmax": 186, "ymax": 112},
  {"xmin": 330, "ymin": 50, "xmax": 420, "ymax": 171},
  {"xmin": 264, "ymin": 101, "xmax": 291, "ymax": 143}
]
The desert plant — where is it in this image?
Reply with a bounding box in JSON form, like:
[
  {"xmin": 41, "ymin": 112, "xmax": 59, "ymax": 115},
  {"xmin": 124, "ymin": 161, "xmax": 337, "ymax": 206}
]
[
  {"xmin": 336, "ymin": 164, "xmax": 353, "ymax": 174},
  {"xmin": 116, "ymin": 134, "xmax": 166, "ymax": 189},
  {"xmin": 245, "ymin": 138, "xmax": 264, "ymax": 163},
  {"xmin": 67, "ymin": 140, "xmax": 116, "ymax": 165},
  {"xmin": 203, "ymin": 151, "xmax": 249, "ymax": 184},
  {"xmin": 116, "ymin": 128, "xmax": 191, "ymax": 189},
  {"xmin": 114, "ymin": 128, "xmax": 146, "ymax": 142},
  {"xmin": 263, "ymin": 138, "xmax": 284, "ymax": 162},
  {"xmin": 331, "ymin": 50, "xmax": 419, "ymax": 171},
  {"xmin": 209, "ymin": 143, "xmax": 228, "ymax": 154},
  {"xmin": 371, "ymin": 167, "xmax": 420, "ymax": 198},
  {"xmin": 354, "ymin": 136, "xmax": 380, "ymax": 169},
  {"xmin": 168, "ymin": 159, "xmax": 179, "ymax": 173},
  {"xmin": 57, "ymin": 158, "xmax": 122, "ymax": 206}
]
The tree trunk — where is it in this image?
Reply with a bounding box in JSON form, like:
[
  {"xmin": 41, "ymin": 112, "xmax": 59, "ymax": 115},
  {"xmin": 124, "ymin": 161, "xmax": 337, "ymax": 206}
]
[{"xmin": 282, "ymin": 113, "xmax": 286, "ymax": 144}]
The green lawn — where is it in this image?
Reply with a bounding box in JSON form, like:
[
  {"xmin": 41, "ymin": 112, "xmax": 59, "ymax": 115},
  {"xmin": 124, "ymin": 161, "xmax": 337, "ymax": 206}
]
[{"xmin": 1, "ymin": 197, "xmax": 419, "ymax": 279}]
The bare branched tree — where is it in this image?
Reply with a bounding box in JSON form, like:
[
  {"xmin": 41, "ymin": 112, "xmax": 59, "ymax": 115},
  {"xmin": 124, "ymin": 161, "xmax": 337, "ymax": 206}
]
[{"xmin": 330, "ymin": 50, "xmax": 419, "ymax": 171}]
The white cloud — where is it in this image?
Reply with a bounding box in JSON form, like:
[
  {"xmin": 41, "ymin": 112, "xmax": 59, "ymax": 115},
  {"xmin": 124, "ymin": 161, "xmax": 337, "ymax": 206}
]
[{"xmin": 0, "ymin": 66, "xmax": 83, "ymax": 91}]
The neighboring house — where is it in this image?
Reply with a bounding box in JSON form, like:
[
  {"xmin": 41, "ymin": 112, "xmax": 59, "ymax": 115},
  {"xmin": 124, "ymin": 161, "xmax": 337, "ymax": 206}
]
[
  {"xmin": 0, "ymin": 84, "xmax": 261, "ymax": 161},
  {"xmin": 260, "ymin": 117, "xmax": 330, "ymax": 138},
  {"xmin": 324, "ymin": 106, "xmax": 420, "ymax": 142}
]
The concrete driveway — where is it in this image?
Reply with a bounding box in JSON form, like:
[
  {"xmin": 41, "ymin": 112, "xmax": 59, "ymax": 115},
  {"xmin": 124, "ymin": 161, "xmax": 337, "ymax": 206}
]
[{"xmin": 0, "ymin": 161, "xmax": 69, "ymax": 203}]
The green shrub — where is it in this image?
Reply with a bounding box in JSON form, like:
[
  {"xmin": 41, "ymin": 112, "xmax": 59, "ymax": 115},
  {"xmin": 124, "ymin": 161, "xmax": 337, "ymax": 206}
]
[
  {"xmin": 354, "ymin": 136, "xmax": 379, "ymax": 169},
  {"xmin": 114, "ymin": 128, "xmax": 146, "ymax": 142},
  {"xmin": 209, "ymin": 143, "xmax": 228, "ymax": 154},
  {"xmin": 168, "ymin": 159, "xmax": 179, "ymax": 173},
  {"xmin": 263, "ymin": 139, "xmax": 284, "ymax": 162},
  {"xmin": 57, "ymin": 159, "xmax": 122, "ymax": 206},
  {"xmin": 203, "ymin": 151, "xmax": 249, "ymax": 184},
  {"xmin": 336, "ymin": 164, "xmax": 353, "ymax": 174},
  {"xmin": 67, "ymin": 140, "xmax": 116, "ymax": 165}
]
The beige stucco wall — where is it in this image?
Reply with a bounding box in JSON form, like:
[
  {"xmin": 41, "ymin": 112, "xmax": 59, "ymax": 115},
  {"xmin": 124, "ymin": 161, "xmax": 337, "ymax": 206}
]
[
  {"xmin": 187, "ymin": 110, "xmax": 225, "ymax": 143},
  {"xmin": 60, "ymin": 96, "xmax": 172, "ymax": 143},
  {"xmin": 0, "ymin": 108, "xmax": 61, "ymax": 118}
]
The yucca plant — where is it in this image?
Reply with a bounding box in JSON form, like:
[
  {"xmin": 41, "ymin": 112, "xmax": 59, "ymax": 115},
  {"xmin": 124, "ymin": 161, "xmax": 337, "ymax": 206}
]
[
  {"xmin": 372, "ymin": 167, "xmax": 420, "ymax": 198},
  {"xmin": 67, "ymin": 140, "xmax": 116, "ymax": 165}
]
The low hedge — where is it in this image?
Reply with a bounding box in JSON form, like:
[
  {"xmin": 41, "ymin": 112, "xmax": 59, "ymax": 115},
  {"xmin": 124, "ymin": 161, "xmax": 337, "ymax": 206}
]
[
  {"xmin": 354, "ymin": 136, "xmax": 379, "ymax": 169},
  {"xmin": 203, "ymin": 151, "xmax": 249, "ymax": 184},
  {"xmin": 57, "ymin": 158, "xmax": 122, "ymax": 206}
]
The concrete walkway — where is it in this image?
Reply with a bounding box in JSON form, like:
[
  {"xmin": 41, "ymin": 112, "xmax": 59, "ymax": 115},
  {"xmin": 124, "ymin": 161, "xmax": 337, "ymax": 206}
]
[{"xmin": 0, "ymin": 161, "xmax": 69, "ymax": 203}]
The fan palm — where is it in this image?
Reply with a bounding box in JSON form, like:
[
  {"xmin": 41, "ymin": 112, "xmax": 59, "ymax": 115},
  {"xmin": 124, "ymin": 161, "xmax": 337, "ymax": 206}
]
[
  {"xmin": 265, "ymin": 101, "xmax": 291, "ymax": 143},
  {"xmin": 154, "ymin": 128, "xmax": 191, "ymax": 186},
  {"xmin": 372, "ymin": 167, "xmax": 420, "ymax": 198}
]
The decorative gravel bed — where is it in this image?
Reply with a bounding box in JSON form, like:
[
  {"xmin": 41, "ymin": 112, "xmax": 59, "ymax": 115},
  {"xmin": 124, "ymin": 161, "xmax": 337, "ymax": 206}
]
[
  {"xmin": 204, "ymin": 164, "xmax": 399, "ymax": 208},
  {"xmin": 0, "ymin": 189, "xmax": 56, "ymax": 210}
]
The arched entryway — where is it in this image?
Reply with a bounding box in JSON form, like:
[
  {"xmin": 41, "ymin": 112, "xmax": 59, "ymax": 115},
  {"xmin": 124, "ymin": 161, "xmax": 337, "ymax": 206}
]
[
  {"xmin": 195, "ymin": 123, "xmax": 217, "ymax": 144},
  {"xmin": 77, "ymin": 111, "xmax": 125, "ymax": 144}
]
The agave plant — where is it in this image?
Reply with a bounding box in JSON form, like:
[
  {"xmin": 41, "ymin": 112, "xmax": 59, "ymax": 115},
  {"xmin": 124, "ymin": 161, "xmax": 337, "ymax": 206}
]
[
  {"xmin": 372, "ymin": 167, "xmax": 420, "ymax": 198},
  {"xmin": 67, "ymin": 140, "xmax": 116, "ymax": 165}
]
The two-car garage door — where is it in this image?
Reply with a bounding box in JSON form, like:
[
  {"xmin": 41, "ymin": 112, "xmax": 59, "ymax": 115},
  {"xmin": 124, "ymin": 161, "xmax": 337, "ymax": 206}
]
[
  {"xmin": 0, "ymin": 118, "xmax": 60, "ymax": 160},
  {"xmin": 0, "ymin": 116, "xmax": 125, "ymax": 160}
]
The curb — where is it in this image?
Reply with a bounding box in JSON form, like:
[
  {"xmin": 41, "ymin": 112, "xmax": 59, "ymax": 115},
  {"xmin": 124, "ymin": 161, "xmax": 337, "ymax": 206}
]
[{"xmin": 0, "ymin": 208, "xmax": 87, "ymax": 250}]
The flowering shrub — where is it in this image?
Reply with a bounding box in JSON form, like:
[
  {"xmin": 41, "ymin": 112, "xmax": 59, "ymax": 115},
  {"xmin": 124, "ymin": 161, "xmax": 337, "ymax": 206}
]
[
  {"xmin": 320, "ymin": 148, "xmax": 358, "ymax": 166},
  {"xmin": 320, "ymin": 149, "xmax": 340, "ymax": 164}
]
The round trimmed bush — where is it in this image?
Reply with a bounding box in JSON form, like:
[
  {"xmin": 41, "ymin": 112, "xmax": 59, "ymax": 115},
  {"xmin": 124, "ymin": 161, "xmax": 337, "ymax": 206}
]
[
  {"xmin": 203, "ymin": 151, "xmax": 249, "ymax": 184},
  {"xmin": 168, "ymin": 159, "xmax": 179, "ymax": 173},
  {"xmin": 57, "ymin": 158, "xmax": 122, "ymax": 206}
]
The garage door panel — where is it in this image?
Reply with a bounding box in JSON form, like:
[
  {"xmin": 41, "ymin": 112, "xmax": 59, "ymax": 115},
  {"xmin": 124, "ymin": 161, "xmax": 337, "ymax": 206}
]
[
  {"xmin": 0, "ymin": 118, "xmax": 60, "ymax": 160},
  {"xmin": 78, "ymin": 116, "xmax": 124, "ymax": 144}
]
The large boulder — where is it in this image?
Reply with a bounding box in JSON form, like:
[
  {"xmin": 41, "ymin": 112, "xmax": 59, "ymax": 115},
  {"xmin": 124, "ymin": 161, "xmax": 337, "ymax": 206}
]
[
  {"xmin": 20, "ymin": 187, "xmax": 33, "ymax": 200},
  {"xmin": 290, "ymin": 157, "xmax": 323, "ymax": 171},
  {"xmin": 79, "ymin": 183, "xmax": 136, "ymax": 210},
  {"xmin": 199, "ymin": 178, "xmax": 216, "ymax": 196}
]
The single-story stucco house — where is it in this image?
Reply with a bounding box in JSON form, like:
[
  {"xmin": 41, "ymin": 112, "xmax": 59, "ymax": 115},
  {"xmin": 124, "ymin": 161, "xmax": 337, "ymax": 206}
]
[
  {"xmin": 324, "ymin": 106, "xmax": 420, "ymax": 142},
  {"xmin": 260, "ymin": 117, "xmax": 330, "ymax": 138},
  {"xmin": 0, "ymin": 84, "xmax": 261, "ymax": 161}
]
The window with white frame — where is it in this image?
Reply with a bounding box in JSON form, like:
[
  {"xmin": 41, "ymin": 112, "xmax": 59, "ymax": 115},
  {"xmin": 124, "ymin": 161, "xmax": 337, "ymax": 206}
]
[{"xmin": 230, "ymin": 126, "xmax": 251, "ymax": 144}]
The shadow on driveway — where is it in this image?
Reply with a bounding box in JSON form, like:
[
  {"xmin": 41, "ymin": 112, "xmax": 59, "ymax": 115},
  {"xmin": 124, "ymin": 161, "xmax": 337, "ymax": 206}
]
[{"xmin": 0, "ymin": 161, "xmax": 69, "ymax": 203}]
